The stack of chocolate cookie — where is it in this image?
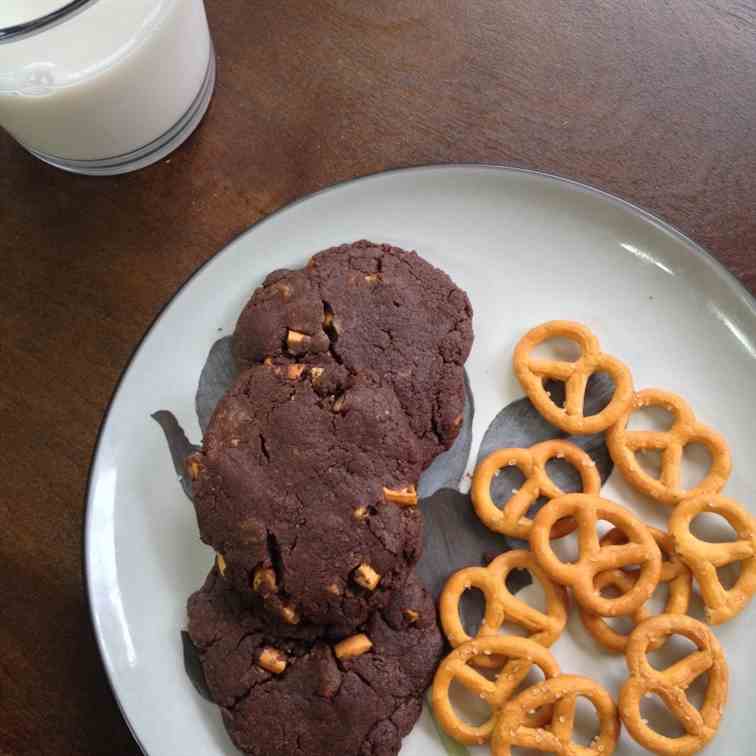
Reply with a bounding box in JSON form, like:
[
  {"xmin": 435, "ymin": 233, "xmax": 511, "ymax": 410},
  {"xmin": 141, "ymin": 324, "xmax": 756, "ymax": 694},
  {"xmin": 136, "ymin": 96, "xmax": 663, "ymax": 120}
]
[{"xmin": 185, "ymin": 241, "xmax": 473, "ymax": 756}]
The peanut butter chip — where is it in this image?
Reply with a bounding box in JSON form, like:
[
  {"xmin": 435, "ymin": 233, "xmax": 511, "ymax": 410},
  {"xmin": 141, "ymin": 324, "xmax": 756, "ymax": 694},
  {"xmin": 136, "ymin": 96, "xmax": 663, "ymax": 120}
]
[
  {"xmin": 215, "ymin": 553, "xmax": 227, "ymax": 577},
  {"xmin": 252, "ymin": 567, "xmax": 278, "ymax": 594},
  {"xmin": 286, "ymin": 330, "xmax": 309, "ymax": 353},
  {"xmin": 258, "ymin": 647, "xmax": 287, "ymax": 674},
  {"xmin": 353, "ymin": 506, "xmax": 369, "ymax": 521},
  {"xmin": 187, "ymin": 459, "xmax": 201, "ymax": 481},
  {"xmin": 273, "ymin": 282, "xmax": 291, "ymax": 301},
  {"xmin": 403, "ymin": 609, "xmax": 419, "ymax": 623},
  {"xmin": 280, "ymin": 604, "xmax": 301, "ymax": 625},
  {"xmin": 354, "ymin": 563, "xmax": 381, "ymax": 591},
  {"xmin": 383, "ymin": 485, "xmax": 418, "ymax": 507},
  {"xmin": 287, "ymin": 364, "xmax": 306, "ymax": 380},
  {"xmin": 334, "ymin": 634, "xmax": 373, "ymax": 660}
]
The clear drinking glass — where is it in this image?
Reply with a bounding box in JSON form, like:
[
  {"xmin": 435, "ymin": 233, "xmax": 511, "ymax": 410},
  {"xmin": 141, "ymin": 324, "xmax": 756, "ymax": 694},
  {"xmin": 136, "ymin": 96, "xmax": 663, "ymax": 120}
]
[{"xmin": 0, "ymin": 0, "xmax": 215, "ymax": 175}]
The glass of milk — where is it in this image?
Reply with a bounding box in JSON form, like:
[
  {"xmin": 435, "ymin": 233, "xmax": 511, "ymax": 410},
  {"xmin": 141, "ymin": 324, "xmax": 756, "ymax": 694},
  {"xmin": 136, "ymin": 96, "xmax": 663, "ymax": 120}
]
[{"xmin": 0, "ymin": 0, "xmax": 215, "ymax": 175}]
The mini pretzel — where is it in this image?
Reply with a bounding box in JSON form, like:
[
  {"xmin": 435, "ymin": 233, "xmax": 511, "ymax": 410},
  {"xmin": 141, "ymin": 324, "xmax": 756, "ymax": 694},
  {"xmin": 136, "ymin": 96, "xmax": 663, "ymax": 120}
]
[
  {"xmin": 471, "ymin": 441, "xmax": 601, "ymax": 539},
  {"xmin": 620, "ymin": 614, "xmax": 728, "ymax": 756},
  {"xmin": 669, "ymin": 494, "xmax": 756, "ymax": 624},
  {"xmin": 530, "ymin": 493, "xmax": 662, "ymax": 616},
  {"xmin": 440, "ymin": 550, "xmax": 568, "ymax": 669},
  {"xmin": 513, "ymin": 321, "xmax": 634, "ymax": 435},
  {"xmin": 491, "ymin": 675, "xmax": 621, "ymax": 756},
  {"xmin": 431, "ymin": 636, "xmax": 560, "ymax": 745},
  {"xmin": 607, "ymin": 388, "xmax": 731, "ymax": 506},
  {"xmin": 579, "ymin": 527, "xmax": 693, "ymax": 652}
]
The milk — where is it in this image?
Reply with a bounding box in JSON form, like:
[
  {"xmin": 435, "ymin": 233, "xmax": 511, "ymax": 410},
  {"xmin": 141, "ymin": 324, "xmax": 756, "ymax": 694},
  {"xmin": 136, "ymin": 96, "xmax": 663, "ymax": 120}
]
[{"xmin": 0, "ymin": 0, "xmax": 213, "ymax": 169}]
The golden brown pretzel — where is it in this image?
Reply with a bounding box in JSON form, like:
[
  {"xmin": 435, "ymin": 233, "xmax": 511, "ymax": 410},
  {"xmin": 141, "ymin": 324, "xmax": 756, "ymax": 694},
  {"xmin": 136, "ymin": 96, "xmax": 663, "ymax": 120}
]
[
  {"xmin": 619, "ymin": 614, "xmax": 728, "ymax": 756},
  {"xmin": 513, "ymin": 320, "xmax": 634, "ymax": 435},
  {"xmin": 491, "ymin": 674, "xmax": 621, "ymax": 755},
  {"xmin": 439, "ymin": 550, "xmax": 568, "ymax": 668},
  {"xmin": 431, "ymin": 636, "xmax": 560, "ymax": 745},
  {"xmin": 607, "ymin": 388, "xmax": 731, "ymax": 506},
  {"xmin": 579, "ymin": 527, "xmax": 693, "ymax": 652},
  {"xmin": 669, "ymin": 494, "xmax": 756, "ymax": 624},
  {"xmin": 529, "ymin": 493, "xmax": 662, "ymax": 616},
  {"xmin": 471, "ymin": 440, "xmax": 601, "ymax": 539}
]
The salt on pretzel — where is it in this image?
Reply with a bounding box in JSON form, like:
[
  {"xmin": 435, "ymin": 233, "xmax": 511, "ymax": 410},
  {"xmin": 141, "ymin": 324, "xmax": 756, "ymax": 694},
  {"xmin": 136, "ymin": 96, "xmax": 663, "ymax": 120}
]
[
  {"xmin": 607, "ymin": 388, "xmax": 731, "ymax": 506},
  {"xmin": 431, "ymin": 636, "xmax": 560, "ymax": 745},
  {"xmin": 439, "ymin": 550, "xmax": 568, "ymax": 669},
  {"xmin": 471, "ymin": 440, "xmax": 601, "ymax": 539},
  {"xmin": 579, "ymin": 527, "xmax": 692, "ymax": 652},
  {"xmin": 530, "ymin": 493, "xmax": 662, "ymax": 616},
  {"xmin": 619, "ymin": 614, "xmax": 728, "ymax": 756},
  {"xmin": 513, "ymin": 320, "xmax": 634, "ymax": 435},
  {"xmin": 669, "ymin": 494, "xmax": 756, "ymax": 624},
  {"xmin": 491, "ymin": 674, "xmax": 621, "ymax": 756}
]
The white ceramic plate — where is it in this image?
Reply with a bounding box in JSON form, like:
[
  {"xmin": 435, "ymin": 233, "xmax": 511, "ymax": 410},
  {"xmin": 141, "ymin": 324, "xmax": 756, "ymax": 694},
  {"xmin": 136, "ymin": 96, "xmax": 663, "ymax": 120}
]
[{"xmin": 85, "ymin": 165, "xmax": 756, "ymax": 756}]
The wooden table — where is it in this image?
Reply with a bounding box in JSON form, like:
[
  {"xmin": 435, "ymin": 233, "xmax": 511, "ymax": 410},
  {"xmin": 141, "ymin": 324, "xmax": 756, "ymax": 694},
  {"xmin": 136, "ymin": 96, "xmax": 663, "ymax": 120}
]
[{"xmin": 2, "ymin": 1, "xmax": 755, "ymax": 753}]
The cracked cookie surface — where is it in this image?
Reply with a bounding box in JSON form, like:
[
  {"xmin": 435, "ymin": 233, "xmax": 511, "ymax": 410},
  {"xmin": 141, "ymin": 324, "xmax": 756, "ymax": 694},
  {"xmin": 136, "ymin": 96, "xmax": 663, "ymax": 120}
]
[
  {"xmin": 188, "ymin": 362, "xmax": 424, "ymax": 631},
  {"xmin": 187, "ymin": 568, "xmax": 443, "ymax": 756},
  {"xmin": 232, "ymin": 240, "xmax": 474, "ymax": 467}
]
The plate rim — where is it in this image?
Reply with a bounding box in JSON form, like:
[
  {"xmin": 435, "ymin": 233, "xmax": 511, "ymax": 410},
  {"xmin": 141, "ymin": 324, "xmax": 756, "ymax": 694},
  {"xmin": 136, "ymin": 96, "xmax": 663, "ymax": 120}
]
[{"xmin": 82, "ymin": 162, "xmax": 756, "ymax": 755}]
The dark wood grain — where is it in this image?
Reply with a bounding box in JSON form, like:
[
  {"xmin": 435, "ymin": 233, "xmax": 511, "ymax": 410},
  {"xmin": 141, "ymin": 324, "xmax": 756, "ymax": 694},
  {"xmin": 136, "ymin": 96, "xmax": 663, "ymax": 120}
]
[{"xmin": 1, "ymin": 1, "xmax": 755, "ymax": 754}]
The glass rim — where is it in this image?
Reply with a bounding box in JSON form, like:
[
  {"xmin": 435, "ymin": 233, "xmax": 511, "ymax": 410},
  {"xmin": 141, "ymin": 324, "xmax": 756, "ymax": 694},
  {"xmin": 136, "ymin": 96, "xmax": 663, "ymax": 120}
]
[{"xmin": 0, "ymin": 0, "xmax": 101, "ymax": 43}]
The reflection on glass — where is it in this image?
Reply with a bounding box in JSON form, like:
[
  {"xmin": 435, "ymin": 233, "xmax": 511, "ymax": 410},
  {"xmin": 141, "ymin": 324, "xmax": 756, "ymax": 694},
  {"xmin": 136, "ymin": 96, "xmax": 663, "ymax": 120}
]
[{"xmin": 620, "ymin": 243, "xmax": 675, "ymax": 276}]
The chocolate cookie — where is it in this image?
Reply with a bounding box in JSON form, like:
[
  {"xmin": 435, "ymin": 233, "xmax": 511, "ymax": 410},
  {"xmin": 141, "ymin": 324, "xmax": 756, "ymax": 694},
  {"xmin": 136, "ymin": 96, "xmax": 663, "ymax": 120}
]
[
  {"xmin": 188, "ymin": 362, "xmax": 424, "ymax": 631},
  {"xmin": 233, "ymin": 240, "xmax": 474, "ymax": 466},
  {"xmin": 187, "ymin": 568, "xmax": 443, "ymax": 756}
]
